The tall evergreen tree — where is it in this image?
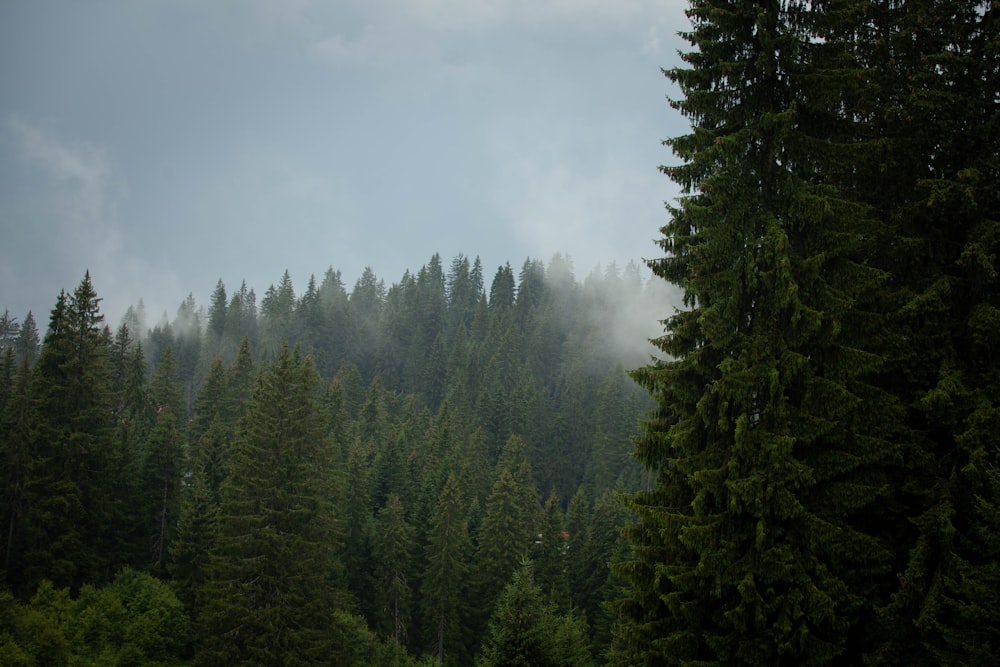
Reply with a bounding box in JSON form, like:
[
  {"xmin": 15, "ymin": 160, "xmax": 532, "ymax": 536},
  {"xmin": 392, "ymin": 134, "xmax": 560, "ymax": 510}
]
[
  {"xmin": 221, "ymin": 281, "xmax": 257, "ymax": 353},
  {"xmin": 197, "ymin": 345, "xmax": 341, "ymax": 665},
  {"xmin": 0, "ymin": 310, "xmax": 17, "ymax": 353},
  {"xmin": 349, "ymin": 266, "xmax": 386, "ymax": 380},
  {"xmin": 531, "ymin": 490, "xmax": 570, "ymax": 609},
  {"xmin": 187, "ymin": 357, "xmax": 232, "ymax": 495},
  {"xmin": 617, "ymin": 2, "xmax": 900, "ymax": 663},
  {"xmin": 171, "ymin": 293, "xmax": 201, "ymax": 410},
  {"xmin": 342, "ymin": 438, "xmax": 376, "ymax": 619},
  {"xmin": 22, "ymin": 274, "xmax": 117, "ymax": 592},
  {"xmin": 473, "ymin": 436, "xmax": 540, "ymax": 635},
  {"xmin": 372, "ymin": 494, "xmax": 417, "ymax": 647},
  {"xmin": 168, "ymin": 462, "xmax": 216, "ymax": 619},
  {"xmin": 317, "ymin": 267, "xmax": 351, "ymax": 374},
  {"xmin": 224, "ymin": 337, "xmax": 255, "ymax": 425},
  {"xmin": 847, "ymin": 2, "xmax": 1000, "ymax": 662},
  {"xmin": 477, "ymin": 559, "xmax": 593, "ymax": 667},
  {"xmin": 0, "ymin": 358, "xmax": 32, "ymax": 584},
  {"xmin": 206, "ymin": 279, "xmax": 227, "ymax": 344},
  {"xmin": 106, "ymin": 326, "xmax": 151, "ymax": 570},
  {"xmin": 420, "ymin": 473, "xmax": 472, "ymax": 665},
  {"xmin": 106, "ymin": 333, "xmax": 151, "ymax": 572},
  {"xmin": 296, "ymin": 273, "xmax": 324, "ymax": 354},
  {"xmin": 15, "ymin": 311, "xmax": 39, "ymax": 367},
  {"xmin": 445, "ymin": 253, "xmax": 482, "ymax": 343},
  {"xmin": 141, "ymin": 346, "xmax": 186, "ymax": 571},
  {"xmin": 259, "ymin": 269, "xmax": 296, "ymax": 359},
  {"xmin": 488, "ymin": 263, "xmax": 516, "ymax": 311},
  {"xmin": 564, "ymin": 486, "xmax": 592, "ymax": 615}
]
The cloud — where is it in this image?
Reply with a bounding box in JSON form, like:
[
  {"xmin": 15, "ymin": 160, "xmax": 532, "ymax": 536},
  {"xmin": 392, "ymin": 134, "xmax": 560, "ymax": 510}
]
[
  {"xmin": 8, "ymin": 117, "xmax": 113, "ymax": 232},
  {"xmin": 3, "ymin": 117, "xmax": 181, "ymax": 326},
  {"xmin": 484, "ymin": 107, "xmax": 669, "ymax": 277},
  {"xmin": 307, "ymin": 0, "xmax": 685, "ymax": 69}
]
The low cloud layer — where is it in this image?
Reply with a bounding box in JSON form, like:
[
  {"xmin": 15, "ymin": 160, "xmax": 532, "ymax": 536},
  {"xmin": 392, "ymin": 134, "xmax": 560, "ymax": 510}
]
[
  {"xmin": 2, "ymin": 117, "xmax": 181, "ymax": 325},
  {"xmin": 0, "ymin": 0, "xmax": 690, "ymax": 329}
]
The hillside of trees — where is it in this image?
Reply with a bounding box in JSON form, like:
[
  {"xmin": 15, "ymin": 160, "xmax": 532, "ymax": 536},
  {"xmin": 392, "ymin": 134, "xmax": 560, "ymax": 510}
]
[
  {"xmin": 1, "ymin": 254, "xmax": 667, "ymax": 665},
  {"xmin": 3, "ymin": 0, "xmax": 999, "ymax": 665}
]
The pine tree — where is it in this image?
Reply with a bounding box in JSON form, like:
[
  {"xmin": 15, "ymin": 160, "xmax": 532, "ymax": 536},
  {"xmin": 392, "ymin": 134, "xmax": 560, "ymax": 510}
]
[
  {"xmin": 372, "ymin": 494, "xmax": 416, "ymax": 647},
  {"xmin": 317, "ymin": 268, "xmax": 351, "ymax": 375},
  {"xmin": 445, "ymin": 253, "xmax": 482, "ymax": 344},
  {"xmin": 0, "ymin": 358, "xmax": 32, "ymax": 585},
  {"xmin": 564, "ymin": 486, "xmax": 592, "ymax": 614},
  {"xmin": 15, "ymin": 311, "xmax": 39, "ymax": 366},
  {"xmin": 348, "ymin": 266, "xmax": 386, "ymax": 380},
  {"xmin": 206, "ymin": 279, "xmax": 227, "ymax": 344},
  {"xmin": 259, "ymin": 269, "xmax": 296, "ymax": 360},
  {"xmin": 197, "ymin": 345, "xmax": 341, "ymax": 665},
  {"xmin": 105, "ymin": 324, "xmax": 156, "ymax": 570},
  {"xmin": 532, "ymin": 490, "xmax": 570, "ymax": 609},
  {"xmin": 187, "ymin": 357, "xmax": 231, "ymax": 494},
  {"xmin": 617, "ymin": 3, "xmax": 900, "ymax": 663},
  {"xmin": 296, "ymin": 273, "xmax": 323, "ymax": 354},
  {"xmin": 342, "ymin": 438, "xmax": 376, "ymax": 619},
  {"xmin": 473, "ymin": 436, "xmax": 540, "ymax": 635},
  {"xmin": 141, "ymin": 346, "xmax": 186, "ymax": 571},
  {"xmin": 171, "ymin": 293, "xmax": 201, "ymax": 411},
  {"xmin": 168, "ymin": 462, "xmax": 216, "ymax": 619},
  {"xmin": 106, "ymin": 333, "xmax": 150, "ymax": 571},
  {"xmin": 587, "ymin": 487, "xmax": 632, "ymax": 654},
  {"xmin": 420, "ymin": 473, "xmax": 472, "ymax": 665},
  {"xmin": 477, "ymin": 559, "xmax": 593, "ymax": 667},
  {"xmin": 225, "ymin": 336, "xmax": 255, "ymax": 425},
  {"xmin": 22, "ymin": 274, "xmax": 117, "ymax": 592},
  {"xmin": 488, "ymin": 263, "xmax": 516, "ymax": 311},
  {"xmin": 221, "ymin": 281, "xmax": 257, "ymax": 353}
]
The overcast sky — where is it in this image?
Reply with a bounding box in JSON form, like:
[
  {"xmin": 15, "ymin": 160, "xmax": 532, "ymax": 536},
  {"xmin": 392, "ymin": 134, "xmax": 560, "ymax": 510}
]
[{"xmin": 1, "ymin": 0, "xmax": 689, "ymax": 326}]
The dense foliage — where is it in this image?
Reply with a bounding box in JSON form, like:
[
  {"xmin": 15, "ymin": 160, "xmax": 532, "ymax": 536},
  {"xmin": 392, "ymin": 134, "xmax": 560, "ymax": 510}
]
[
  {"xmin": 4, "ymin": 2, "xmax": 997, "ymax": 664},
  {"xmin": 618, "ymin": 0, "xmax": 999, "ymax": 664},
  {"xmin": 1, "ymin": 255, "xmax": 663, "ymax": 664}
]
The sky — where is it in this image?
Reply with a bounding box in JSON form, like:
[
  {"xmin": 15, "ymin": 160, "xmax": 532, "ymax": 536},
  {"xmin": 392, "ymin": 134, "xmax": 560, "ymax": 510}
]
[{"xmin": 1, "ymin": 0, "xmax": 690, "ymax": 327}]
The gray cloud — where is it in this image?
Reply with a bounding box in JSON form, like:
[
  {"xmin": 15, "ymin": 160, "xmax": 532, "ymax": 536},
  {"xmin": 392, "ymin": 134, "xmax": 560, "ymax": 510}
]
[
  {"xmin": 1, "ymin": 0, "xmax": 691, "ymax": 336},
  {"xmin": 2, "ymin": 117, "xmax": 181, "ymax": 325}
]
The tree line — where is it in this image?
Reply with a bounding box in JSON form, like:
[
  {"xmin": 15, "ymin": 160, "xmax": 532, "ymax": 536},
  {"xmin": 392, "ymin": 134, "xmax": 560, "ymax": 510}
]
[{"xmin": 1, "ymin": 254, "xmax": 662, "ymax": 665}]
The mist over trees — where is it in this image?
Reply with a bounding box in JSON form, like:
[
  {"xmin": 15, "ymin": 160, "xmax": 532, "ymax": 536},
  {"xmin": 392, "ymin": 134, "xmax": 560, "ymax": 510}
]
[
  {"xmin": 0, "ymin": 254, "xmax": 669, "ymax": 664},
  {"xmin": 3, "ymin": 1, "xmax": 998, "ymax": 664}
]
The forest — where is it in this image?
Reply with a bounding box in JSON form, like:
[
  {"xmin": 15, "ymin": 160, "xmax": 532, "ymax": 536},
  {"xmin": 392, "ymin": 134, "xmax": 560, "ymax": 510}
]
[
  {"xmin": 3, "ymin": 0, "xmax": 1000, "ymax": 665},
  {"xmin": 0, "ymin": 255, "xmax": 665, "ymax": 665}
]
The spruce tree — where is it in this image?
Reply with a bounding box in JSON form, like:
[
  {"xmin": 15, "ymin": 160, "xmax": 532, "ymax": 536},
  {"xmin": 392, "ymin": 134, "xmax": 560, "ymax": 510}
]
[
  {"xmin": 473, "ymin": 436, "xmax": 541, "ymax": 636},
  {"xmin": 22, "ymin": 274, "xmax": 116, "ymax": 592},
  {"xmin": 224, "ymin": 336, "xmax": 255, "ymax": 424},
  {"xmin": 342, "ymin": 439, "xmax": 376, "ymax": 619},
  {"xmin": 0, "ymin": 358, "xmax": 32, "ymax": 584},
  {"xmin": 617, "ymin": 2, "xmax": 899, "ymax": 663},
  {"xmin": 168, "ymin": 462, "xmax": 216, "ymax": 618},
  {"xmin": 372, "ymin": 494, "xmax": 416, "ymax": 647},
  {"xmin": 488, "ymin": 263, "xmax": 516, "ymax": 311},
  {"xmin": 106, "ymin": 334, "xmax": 151, "ymax": 572},
  {"xmin": 15, "ymin": 311, "xmax": 39, "ymax": 366},
  {"xmin": 197, "ymin": 345, "xmax": 340, "ymax": 665},
  {"xmin": 186, "ymin": 357, "xmax": 231, "ymax": 495},
  {"xmin": 564, "ymin": 486, "xmax": 592, "ymax": 614},
  {"xmin": 477, "ymin": 559, "xmax": 593, "ymax": 667},
  {"xmin": 420, "ymin": 473, "xmax": 472, "ymax": 665},
  {"xmin": 531, "ymin": 490, "xmax": 570, "ymax": 609},
  {"xmin": 206, "ymin": 279, "xmax": 227, "ymax": 344},
  {"xmin": 141, "ymin": 346, "xmax": 185, "ymax": 571}
]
